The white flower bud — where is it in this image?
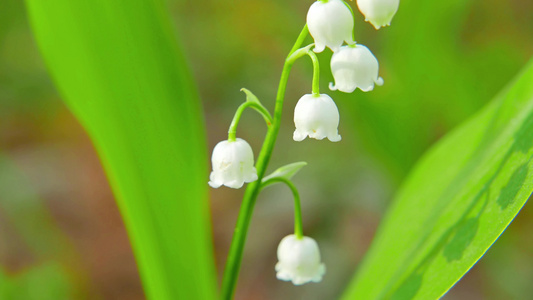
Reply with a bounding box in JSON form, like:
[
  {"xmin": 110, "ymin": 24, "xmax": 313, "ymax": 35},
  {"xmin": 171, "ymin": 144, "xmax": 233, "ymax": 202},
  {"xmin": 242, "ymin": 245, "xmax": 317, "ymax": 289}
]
[
  {"xmin": 306, "ymin": 0, "xmax": 355, "ymax": 53},
  {"xmin": 293, "ymin": 94, "xmax": 341, "ymax": 142},
  {"xmin": 329, "ymin": 44, "xmax": 384, "ymax": 93},
  {"xmin": 275, "ymin": 234, "xmax": 326, "ymax": 285},
  {"xmin": 208, "ymin": 138, "xmax": 258, "ymax": 189},
  {"xmin": 356, "ymin": 0, "xmax": 399, "ymax": 30}
]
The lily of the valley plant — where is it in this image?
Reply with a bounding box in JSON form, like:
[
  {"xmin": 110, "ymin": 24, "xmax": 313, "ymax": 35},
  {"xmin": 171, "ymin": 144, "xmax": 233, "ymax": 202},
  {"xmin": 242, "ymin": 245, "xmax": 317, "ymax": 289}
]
[{"xmin": 209, "ymin": 0, "xmax": 399, "ymax": 298}]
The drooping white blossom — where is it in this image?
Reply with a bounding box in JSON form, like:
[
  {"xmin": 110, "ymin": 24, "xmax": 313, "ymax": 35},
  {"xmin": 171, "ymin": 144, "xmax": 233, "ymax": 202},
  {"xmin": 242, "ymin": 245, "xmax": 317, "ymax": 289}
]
[
  {"xmin": 356, "ymin": 0, "xmax": 400, "ymax": 30},
  {"xmin": 329, "ymin": 44, "xmax": 384, "ymax": 93},
  {"xmin": 275, "ymin": 234, "xmax": 326, "ymax": 285},
  {"xmin": 208, "ymin": 138, "xmax": 258, "ymax": 189},
  {"xmin": 306, "ymin": 0, "xmax": 355, "ymax": 53},
  {"xmin": 293, "ymin": 94, "xmax": 341, "ymax": 142}
]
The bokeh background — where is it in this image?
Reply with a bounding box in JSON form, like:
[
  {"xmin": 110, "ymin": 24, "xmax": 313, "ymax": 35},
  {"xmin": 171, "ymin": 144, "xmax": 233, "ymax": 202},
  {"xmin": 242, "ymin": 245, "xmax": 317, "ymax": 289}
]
[{"xmin": 1, "ymin": 0, "xmax": 533, "ymax": 299}]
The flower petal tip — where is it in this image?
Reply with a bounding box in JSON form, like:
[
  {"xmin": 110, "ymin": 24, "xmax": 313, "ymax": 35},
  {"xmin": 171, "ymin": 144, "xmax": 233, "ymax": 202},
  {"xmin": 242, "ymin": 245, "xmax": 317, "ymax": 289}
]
[{"xmin": 328, "ymin": 135, "xmax": 342, "ymax": 142}]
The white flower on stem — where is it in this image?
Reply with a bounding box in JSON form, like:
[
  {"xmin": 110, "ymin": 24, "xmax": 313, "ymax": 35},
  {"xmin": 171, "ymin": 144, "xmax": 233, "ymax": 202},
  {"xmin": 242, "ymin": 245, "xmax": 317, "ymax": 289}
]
[
  {"xmin": 329, "ymin": 44, "xmax": 384, "ymax": 93},
  {"xmin": 275, "ymin": 234, "xmax": 326, "ymax": 285},
  {"xmin": 293, "ymin": 94, "xmax": 341, "ymax": 142},
  {"xmin": 306, "ymin": 0, "xmax": 355, "ymax": 53},
  {"xmin": 356, "ymin": 0, "xmax": 400, "ymax": 30},
  {"xmin": 208, "ymin": 138, "xmax": 258, "ymax": 189}
]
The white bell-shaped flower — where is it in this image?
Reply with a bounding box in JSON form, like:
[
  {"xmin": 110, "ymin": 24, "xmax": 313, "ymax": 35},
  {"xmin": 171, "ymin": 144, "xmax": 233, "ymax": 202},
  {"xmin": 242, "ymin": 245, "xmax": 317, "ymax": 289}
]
[
  {"xmin": 357, "ymin": 0, "xmax": 400, "ymax": 30},
  {"xmin": 329, "ymin": 44, "xmax": 384, "ymax": 93},
  {"xmin": 275, "ymin": 234, "xmax": 326, "ymax": 285},
  {"xmin": 208, "ymin": 138, "xmax": 258, "ymax": 189},
  {"xmin": 293, "ymin": 94, "xmax": 341, "ymax": 142},
  {"xmin": 306, "ymin": 0, "xmax": 355, "ymax": 53}
]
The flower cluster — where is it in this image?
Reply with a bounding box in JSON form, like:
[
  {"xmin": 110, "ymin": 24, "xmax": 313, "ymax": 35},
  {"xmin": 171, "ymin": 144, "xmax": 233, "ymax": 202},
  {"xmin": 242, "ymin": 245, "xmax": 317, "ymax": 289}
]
[
  {"xmin": 209, "ymin": 0, "xmax": 398, "ymax": 290},
  {"xmin": 295, "ymin": 0, "xmax": 393, "ymax": 142}
]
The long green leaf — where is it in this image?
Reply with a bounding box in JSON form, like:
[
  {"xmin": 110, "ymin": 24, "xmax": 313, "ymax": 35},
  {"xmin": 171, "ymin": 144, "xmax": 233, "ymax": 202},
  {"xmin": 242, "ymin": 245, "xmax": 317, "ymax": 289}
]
[
  {"xmin": 0, "ymin": 153, "xmax": 71, "ymax": 259},
  {"xmin": 7, "ymin": 263, "xmax": 71, "ymax": 300},
  {"xmin": 25, "ymin": 1, "xmax": 216, "ymax": 299},
  {"xmin": 0, "ymin": 152, "xmax": 81, "ymax": 297},
  {"xmin": 0, "ymin": 268, "xmax": 7, "ymax": 299},
  {"xmin": 342, "ymin": 59, "xmax": 533, "ymax": 299}
]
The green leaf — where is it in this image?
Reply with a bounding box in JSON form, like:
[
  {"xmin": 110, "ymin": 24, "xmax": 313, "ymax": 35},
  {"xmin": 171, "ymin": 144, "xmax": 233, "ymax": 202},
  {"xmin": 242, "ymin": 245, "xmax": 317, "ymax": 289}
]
[
  {"xmin": 342, "ymin": 59, "xmax": 533, "ymax": 299},
  {"xmin": 0, "ymin": 263, "xmax": 71, "ymax": 300},
  {"xmin": 0, "ymin": 153, "xmax": 71, "ymax": 259},
  {"xmin": 241, "ymin": 88, "xmax": 261, "ymax": 105},
  {"xmin": 0, "ymin": 268, "xmax": 8, "ymax": 300},
  {"xmin": 8, "ymin": 263, "xmax": 71, "ymax": 300},
  {"xmin": 240, "ymin": 87, "xmax": 272, "ymax": 125},
  {"xmin": 262, "ymin": 162, "xmax": 307, "ymax": 183},
  {"xmin": 0, "ymin": 152, "xmax": 79, "ymax": 295},
  {"xmin": 25, "ymin": 1, "xmax": 216, "ymax": 300}
]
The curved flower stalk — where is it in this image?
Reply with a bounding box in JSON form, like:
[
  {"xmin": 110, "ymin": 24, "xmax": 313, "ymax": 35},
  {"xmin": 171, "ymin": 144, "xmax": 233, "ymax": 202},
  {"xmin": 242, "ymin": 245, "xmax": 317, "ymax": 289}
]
[
  {"xmin": 261, "ymin": 170, "xmax": 325, "ymax": 285},
  {"xmin": 307, "ymin": 0, "xmax": 355, "ymax": 53},
  {"xmin": 329, "ymin": 44, "xmax": 384, "ymax": 93},
  {"xmin": 276, "ymin": 234, "xmax": 326, "ymax": 285},
  {"xmin": 357, "ymin": 0, "xmax": 400, "ymax": 29},
  {"xmin": 209, "ymin": 89, "xmax": 272, "ymax": 189},
  {"xmin": 293, "ymin": 94, "xmax": 341, "ymax": 142},
  {"xmin": 208, "ymin": 138, "xmax": 258, "ymax": 189}
]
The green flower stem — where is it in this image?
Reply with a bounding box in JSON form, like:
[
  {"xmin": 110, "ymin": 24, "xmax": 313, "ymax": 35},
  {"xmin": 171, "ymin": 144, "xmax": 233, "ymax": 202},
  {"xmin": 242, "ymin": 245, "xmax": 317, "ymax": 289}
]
[
  {"xmin": 343, "ymin": 1, "xmax": 356, "ymax": 42},
  {"xmin": 307, "ymin": 50, "xmax": 320, "ymax": 95},
  {"xmin": 284, "ymin": 44, "xmax": 319, "ymax": 95},
  {"xmin": 290, "ymin": 24, "xmax": 310, "ymax": 55},
  {"xmin": 220, "ymin": 24, "xmax": 309, "ymax": 300},
  {"xmin": 228, "ymin": 101, "xmax": 273, "ymax": 142},
  {"xmin": 261, "ymin": 177, "xmax": 304, "ymax": 239}
]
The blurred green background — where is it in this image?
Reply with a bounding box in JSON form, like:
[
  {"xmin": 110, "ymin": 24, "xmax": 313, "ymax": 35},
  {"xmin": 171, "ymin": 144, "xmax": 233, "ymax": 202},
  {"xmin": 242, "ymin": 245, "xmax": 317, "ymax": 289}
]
[{"xmin": 1, "ymin": 0, "xmax": 533, "ymax": 299}]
